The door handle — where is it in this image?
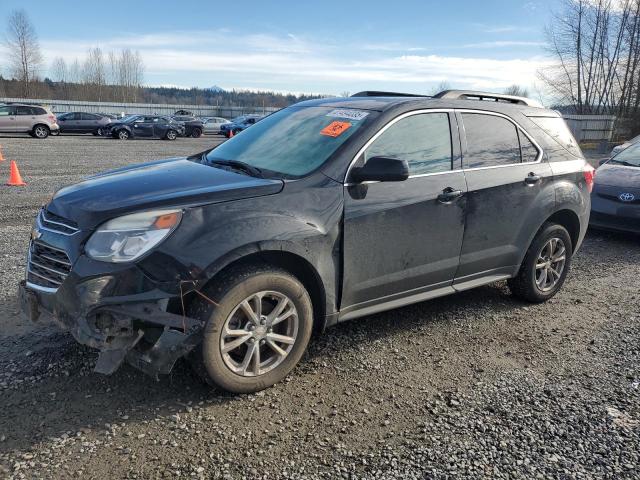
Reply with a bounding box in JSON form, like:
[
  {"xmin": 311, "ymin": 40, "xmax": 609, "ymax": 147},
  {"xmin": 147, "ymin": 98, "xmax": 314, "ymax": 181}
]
[
  {"xmin": 437, "ymin": 187, "xmax": 464, "ymax": 203},
  {"xmin": 524, "ymin": 173, "xmax": 541, "ymax": 185}
]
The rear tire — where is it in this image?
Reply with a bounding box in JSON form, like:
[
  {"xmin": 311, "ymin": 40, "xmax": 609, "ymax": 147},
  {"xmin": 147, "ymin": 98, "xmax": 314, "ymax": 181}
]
[
  {"xmin": 165, "ymin": 130, "xmax": 177, "ymax": 140},
  {"xmin": 189, "ymin": 265, "xmax": 313, "ymax": 393},
  {"xmin": 508, "ymin": 222, "xmax": 573, "ymax": 303},
  {"xmin": 32, "ymin": 125, "xmax": 50, "ymax": 139}
]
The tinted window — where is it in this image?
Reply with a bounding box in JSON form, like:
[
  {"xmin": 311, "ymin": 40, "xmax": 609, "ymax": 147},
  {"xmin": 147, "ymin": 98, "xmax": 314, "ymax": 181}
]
[
  {"xmin": 529, "ymin": 116, "xmax": 582, "ymax": 157},
  {"xmin": 66, "ymin": 113, "xmax": 79, "ymax": 120},
  {"xmin": 463, "ymin": 113, "xmax": 521, "ymax": 168},
  {"xmin": 16, "ymin": 106, "xmax": 33, "ymax": 115},
  {"xmin": 31, "ymin": 107, "xmax": 46, "ymax": 115},
  {"xmin": 81, "ymin": 113, "xmax": 98, "ymax": 120},
  {"xmin": 0, "ymin": 106, "xmax": 12, "ymax": 116},
  {"xmin": 365, "ymin": 113, "xmax": 452, "ymax": 175},
  {"xmin": 519, "ymin": 131, "xmax": 539, "ymax": 163}
]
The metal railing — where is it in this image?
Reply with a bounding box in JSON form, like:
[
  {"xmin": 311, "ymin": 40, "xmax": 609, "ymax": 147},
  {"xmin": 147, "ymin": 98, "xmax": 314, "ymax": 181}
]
[{"xmin": 0, "ymin": 97, "xmax": 281, "ymax": 119}]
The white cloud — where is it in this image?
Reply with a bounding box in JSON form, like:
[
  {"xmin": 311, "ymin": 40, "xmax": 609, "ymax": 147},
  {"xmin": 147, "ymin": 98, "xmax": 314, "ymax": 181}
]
[{"xmin": 38, "ymin": 31, "xmax": 549, "ymax": 94}]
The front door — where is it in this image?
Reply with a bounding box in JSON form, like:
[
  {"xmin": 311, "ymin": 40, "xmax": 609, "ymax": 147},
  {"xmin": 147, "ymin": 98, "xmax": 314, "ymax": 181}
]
[
  {"xmin": 341, "ymin": 111, "xmax": 467, "ymax": 315},
  {"xmin": 0, "ymin": 106, "xmax": 16, "ymax": 132},
  {"xmin": 454, "ymin": 111, "xmax": 554, "ymax": 286}
]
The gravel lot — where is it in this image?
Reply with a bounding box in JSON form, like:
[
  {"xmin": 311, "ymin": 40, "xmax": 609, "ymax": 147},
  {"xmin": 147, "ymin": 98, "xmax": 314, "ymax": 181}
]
[{"xmin": 0, "ymin": 135, "xmax": 638, "ymax": 479}]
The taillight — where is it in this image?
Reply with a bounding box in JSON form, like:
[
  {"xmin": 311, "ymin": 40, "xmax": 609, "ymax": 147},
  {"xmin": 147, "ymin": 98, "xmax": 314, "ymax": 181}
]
[
  {"xmin": 583, "ymin": 164, "xmax": 595, "ymax": 193},
  {"xmin": 48, "ymin": 115, "xmax": 55, "ymax": 121}
]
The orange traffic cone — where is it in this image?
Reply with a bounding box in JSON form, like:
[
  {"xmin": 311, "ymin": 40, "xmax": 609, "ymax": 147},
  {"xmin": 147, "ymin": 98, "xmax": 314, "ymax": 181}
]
[
  {"xmin": 6, "ymin": 160, "xmax": 26, "ymax": 186},
  {"xmin": 228, "ymin": 129, "xmax": 234, "ymax": 138},
  {"xmin": 0, "ymin": 145, "xmax": 5, "ymax": 162}
]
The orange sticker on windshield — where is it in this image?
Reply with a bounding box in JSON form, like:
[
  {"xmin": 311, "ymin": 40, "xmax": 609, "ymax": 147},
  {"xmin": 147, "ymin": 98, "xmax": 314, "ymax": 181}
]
[{"xmin": 321, "ymin": 121, "xmax": 352, "ymax": 137}]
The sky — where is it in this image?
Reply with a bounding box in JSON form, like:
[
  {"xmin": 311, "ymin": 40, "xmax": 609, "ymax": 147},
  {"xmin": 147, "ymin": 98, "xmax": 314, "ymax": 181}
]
[{"xmin": 0, "ymin": 0, "xmax": 559, "ymax": 97}]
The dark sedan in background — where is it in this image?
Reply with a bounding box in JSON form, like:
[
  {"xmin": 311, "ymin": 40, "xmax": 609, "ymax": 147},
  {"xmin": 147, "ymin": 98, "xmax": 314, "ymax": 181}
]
[
  {"xmin": 219, "ymin": 114, "xmax": 263, "ymax": 137},
  {"xmin": 172, "ymin": 115, "xmax": 204, "ymax": 138},
  {"xmin": 105, "ymin": 115, "xmax": 184, "ymax": 140},
  {"xmin": 591, "ymin": 142, "xmax": 640, "ymax": 234},
  {"xmin": 55, "ymin": 112, "xmax": 112, "ymax": 135}
]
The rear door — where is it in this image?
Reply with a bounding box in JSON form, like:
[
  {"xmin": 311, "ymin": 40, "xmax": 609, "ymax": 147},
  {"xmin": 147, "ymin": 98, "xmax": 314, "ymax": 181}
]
[
  {"xmin": 0, "ymin": 106, "xmax": 16, "ymax": 132},
  {"xmin": 153, "ymin": 117, "xmax": 170, "ymax": 137},
  {"xmin": 80, "ymin": 113, "xmax": 100, "ymax": 133},
  {"xmin": 14, "ymin": 106, "xmax": 36, "ymax": 132},
  {"xmin": 341, "ymin": 111, "xmax": 467, "ymax": 313},
  {"xmin": 132, "ymin": 116, "xmax": 154, "ymax": 137},
  {"xmin": 454, "ymin": 110, "xmax": 553, "ymax": 286}
]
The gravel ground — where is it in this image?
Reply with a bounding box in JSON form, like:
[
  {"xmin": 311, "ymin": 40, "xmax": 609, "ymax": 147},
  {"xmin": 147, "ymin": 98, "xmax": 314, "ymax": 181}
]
[{"xmin": 0, "ymin": 136, "xmax": 638, "ymax": 479}]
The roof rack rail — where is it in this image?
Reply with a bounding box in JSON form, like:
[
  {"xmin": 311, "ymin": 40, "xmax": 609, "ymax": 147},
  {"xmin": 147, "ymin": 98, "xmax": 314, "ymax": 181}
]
[
  {"xmin": 351, "ymin": 91, "xmax": 430, "ymax": 98},
  {"xmin": 433, "ymin": 90, "xmax": 542, "ymax": 108}
]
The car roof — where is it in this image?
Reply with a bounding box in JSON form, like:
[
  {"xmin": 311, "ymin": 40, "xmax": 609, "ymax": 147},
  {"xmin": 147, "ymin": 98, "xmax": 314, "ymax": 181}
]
[{"xmin": 296, "ymin": 94, "xmax": 559, "ymax": 118}]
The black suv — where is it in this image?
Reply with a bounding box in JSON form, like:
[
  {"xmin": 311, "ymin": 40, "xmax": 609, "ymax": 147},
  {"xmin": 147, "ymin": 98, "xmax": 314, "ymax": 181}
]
[{"xmin": 19, "ymin": 90, "xmax": 592, "ymax": 393}]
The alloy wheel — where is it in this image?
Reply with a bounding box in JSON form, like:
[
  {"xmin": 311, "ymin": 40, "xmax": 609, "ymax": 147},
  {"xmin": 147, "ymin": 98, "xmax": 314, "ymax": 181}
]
[
  {"xmin": 220, "ymin": 291, "xmax": 299, "ymax": 377},
  {"xmin": 118, "ymin": 130, "xmax": 129, "ymax": 140},
  {"xmin": 535, "ymin": 237, "xmax": 566, "ymax": 292},
  {"xmin": 34, "ymin": 126, "xmax": 48, "ymax": 138}
]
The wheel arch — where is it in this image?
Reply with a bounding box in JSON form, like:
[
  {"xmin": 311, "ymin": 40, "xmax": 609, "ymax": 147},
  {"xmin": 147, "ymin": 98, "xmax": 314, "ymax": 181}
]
[
  {"xmin": 194, "ymin": 248, "xmax": 328, "ymax": 335},
  {"xmin": 545, "ymin": 209, "xmax": 581, "ymax": 251}
]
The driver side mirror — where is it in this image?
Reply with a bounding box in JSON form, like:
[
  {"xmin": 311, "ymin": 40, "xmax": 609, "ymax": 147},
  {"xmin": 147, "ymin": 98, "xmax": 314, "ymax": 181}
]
[{"xmin": 350, "ymin": 156, "xmax": 410, "ymax": 183}]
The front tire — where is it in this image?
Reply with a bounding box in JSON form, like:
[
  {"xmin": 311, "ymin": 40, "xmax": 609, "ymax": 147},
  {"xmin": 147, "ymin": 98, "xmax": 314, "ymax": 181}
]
[
  {"xmin": 508, "ymin": 222, "xmax": 573, "ymax": 303},
  {"xmin": 191, "ymin": 128, "xmax": 202, "ymax": 138},
  {"xmin": 117, "ymin": 129, "xmax": 130, "ymax": 140},
  {"xmin": 190, "ymin": 265, "xmax": 313, "ymax": 393}
]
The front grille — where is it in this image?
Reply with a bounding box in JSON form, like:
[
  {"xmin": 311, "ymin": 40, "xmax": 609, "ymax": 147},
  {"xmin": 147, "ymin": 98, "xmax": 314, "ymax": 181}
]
[
  {"xmin": 27, "ymin": 242, "xmax": 72, "ymax": 289},
  {"xmin": 39, "ymin": 209, "xmax": 79, "ymax": 235}
]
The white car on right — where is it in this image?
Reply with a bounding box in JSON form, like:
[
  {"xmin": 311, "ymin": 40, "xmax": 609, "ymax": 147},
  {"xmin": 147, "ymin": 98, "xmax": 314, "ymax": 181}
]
[
  {"xmin": 202, "ymin": 117, "xmax": 231, "ymax": 135},
  {"xmin": 610, "ymin": 134, "xmax": 640, "ymax": 158}
]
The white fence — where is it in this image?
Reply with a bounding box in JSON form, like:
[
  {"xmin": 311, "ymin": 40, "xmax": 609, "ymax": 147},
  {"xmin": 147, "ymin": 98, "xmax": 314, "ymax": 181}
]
[
  {"xmin": 0, "ymin": 97, "xmax": 281, "ymax": 119},
  {"xmin": 562, "ymin": 114, "xmax": 617, "ymax": 142}
]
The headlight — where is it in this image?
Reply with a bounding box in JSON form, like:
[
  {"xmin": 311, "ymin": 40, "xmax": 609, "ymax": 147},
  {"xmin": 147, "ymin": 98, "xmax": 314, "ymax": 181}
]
[{"xmin": 85, "ymin": 209, "xmax": 182, "ymax": 263}]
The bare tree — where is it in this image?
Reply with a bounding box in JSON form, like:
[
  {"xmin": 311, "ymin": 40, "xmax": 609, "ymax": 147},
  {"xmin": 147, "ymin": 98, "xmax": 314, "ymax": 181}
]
[
  {"xmin": 4, "ymin": 9, "xmax": 43, "ymax": 97},
  {"xmin": 50, "ymin": 57, "xmax": 68, "ymax": 83},
  {"xmin": 504, "ymin": 84, "xmax": 530, "ymax": 97},
  {"xmin": 429, "ymin": 80, "xmax": 451, "ymax": 95},
  {"xmin": 539, "ymin": 0, "xmax": 640, "ymax": 120},
  {"xmin": 83, "ymin": 47, "xmax": 106, "ymax": 101}
]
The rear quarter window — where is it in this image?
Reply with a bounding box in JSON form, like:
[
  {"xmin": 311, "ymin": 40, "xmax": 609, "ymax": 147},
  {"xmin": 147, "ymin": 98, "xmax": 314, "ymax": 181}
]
[{"xmin": 529, "ymin": 117, "xmax": 582, "ymax": 157}]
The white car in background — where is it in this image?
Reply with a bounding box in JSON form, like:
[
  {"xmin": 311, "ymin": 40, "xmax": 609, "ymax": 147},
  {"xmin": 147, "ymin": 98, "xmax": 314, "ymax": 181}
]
[{"xmin": 202, "ymin": 117, "xmax": 231, "ymax": 135}]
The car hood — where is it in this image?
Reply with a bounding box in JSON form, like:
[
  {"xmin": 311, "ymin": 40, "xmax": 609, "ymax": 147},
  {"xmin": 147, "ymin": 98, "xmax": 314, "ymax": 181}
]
[
  {"xmin": 48, "ymin": 157, "xmax": 284, "ymax": 228},
  {"xmin": 595, "ymin": 163, "xmax": 640, "ymax": 188}
]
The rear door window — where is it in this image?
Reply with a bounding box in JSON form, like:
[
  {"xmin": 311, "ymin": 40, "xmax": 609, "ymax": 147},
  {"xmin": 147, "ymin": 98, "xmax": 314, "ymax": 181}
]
[
  {"xmin": 462, "ymin": 113, "xmax": 521, "ymax": 168},
  {"xmin": 365, "ymin": 113, "xmax": 453, "ymax": 175},
  {"xmin": 16, "ymin": 106, "xmax": 33, "ymax": 115}
]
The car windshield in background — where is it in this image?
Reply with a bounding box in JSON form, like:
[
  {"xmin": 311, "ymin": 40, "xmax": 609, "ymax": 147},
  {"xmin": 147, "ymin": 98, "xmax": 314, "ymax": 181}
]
[
  {"xmin": 120, "ymin": 115, "xmax": 139, "ymax": 123},
  {"xmin": 611, "ymin": 142, "xmax": 640, "ymax": 166},
  {"xmin": 204, "ymin": 106, "xmax": 373, "ymax": 177}
]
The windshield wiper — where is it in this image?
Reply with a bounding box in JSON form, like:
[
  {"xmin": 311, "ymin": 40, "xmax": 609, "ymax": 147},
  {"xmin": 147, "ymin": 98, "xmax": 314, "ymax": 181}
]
[{"xmin": 204, "ymin": 155, "xmax": 264, "ymax": 178}]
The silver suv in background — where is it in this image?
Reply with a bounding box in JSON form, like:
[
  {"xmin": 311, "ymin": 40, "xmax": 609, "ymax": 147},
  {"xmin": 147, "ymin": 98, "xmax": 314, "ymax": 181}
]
[{"xmin": 0, "ymin": 103, "xmax": 59, "ymax": 138}]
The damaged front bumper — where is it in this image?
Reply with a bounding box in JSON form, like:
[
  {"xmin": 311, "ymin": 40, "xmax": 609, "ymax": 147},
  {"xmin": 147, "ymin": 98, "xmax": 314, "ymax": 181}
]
[{"xmin": 18, "ymin": 271, "xmax": 205, "ymax": 378}]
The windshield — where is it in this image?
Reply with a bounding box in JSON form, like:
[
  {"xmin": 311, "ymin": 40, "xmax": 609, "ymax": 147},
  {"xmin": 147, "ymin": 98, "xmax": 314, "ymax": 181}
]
[
  {"xmin": 231, "ymin": 116, "xmax": 246, "ymax": 123},
  {"xmin": 204, "ymin": 106, "xmax": 371, "ymax": 178},
  {"xmin": 611, "ymin": 142, "xmax": 640, "ymax": 166}
]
